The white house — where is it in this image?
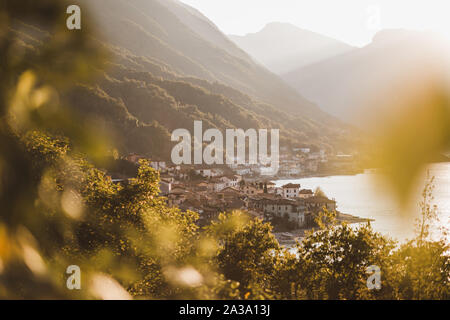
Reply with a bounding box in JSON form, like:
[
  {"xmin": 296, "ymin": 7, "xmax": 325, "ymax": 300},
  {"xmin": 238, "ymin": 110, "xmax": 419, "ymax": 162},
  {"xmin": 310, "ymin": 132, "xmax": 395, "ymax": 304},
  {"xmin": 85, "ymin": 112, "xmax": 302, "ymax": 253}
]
[
  {"xmin": 225, "ymin": 175, "xmax": 242, "ymax": 188},
  {"xmin": 212, "ymin": 180, "xmax": 227, "ymax": 192},
  {"xmin": 282, "ymin": 183, "xmax": 301, "ymax": 199},
  {"xmin": 260, "ymin": 199, "xmax": 306, "ymax": 228}
]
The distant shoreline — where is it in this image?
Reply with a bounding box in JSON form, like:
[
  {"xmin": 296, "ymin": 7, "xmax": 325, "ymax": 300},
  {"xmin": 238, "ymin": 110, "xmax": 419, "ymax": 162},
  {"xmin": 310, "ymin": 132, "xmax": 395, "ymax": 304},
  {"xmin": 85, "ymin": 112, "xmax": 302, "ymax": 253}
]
[{"xmin": 269, "ymin": 161, "xmax": 450, "ymax": 182}]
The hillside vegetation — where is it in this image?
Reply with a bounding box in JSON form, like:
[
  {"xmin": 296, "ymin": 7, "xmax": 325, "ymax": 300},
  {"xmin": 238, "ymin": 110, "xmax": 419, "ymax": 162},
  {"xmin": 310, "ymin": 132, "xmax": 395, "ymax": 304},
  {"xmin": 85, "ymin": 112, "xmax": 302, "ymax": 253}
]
[{"xmin": 12, "ymin": 0, "xmax": 359, "ymax": 160}]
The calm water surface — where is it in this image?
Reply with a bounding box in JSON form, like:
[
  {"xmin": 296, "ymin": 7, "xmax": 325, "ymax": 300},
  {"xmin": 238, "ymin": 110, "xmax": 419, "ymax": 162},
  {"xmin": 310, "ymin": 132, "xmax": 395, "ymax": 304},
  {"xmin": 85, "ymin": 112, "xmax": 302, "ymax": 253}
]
[{"xmin": 275, "ymin": 162, "xmax": 450, "ymax": 242}]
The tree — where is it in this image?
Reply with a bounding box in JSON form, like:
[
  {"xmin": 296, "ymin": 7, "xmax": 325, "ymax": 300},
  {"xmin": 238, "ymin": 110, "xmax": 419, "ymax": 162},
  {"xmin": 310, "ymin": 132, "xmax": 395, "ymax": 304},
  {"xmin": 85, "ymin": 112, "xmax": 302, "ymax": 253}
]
[
  {"xmin": 206, "ymin": 212, "xmax": 280, "ymax": 299},
  {"xmin": 296, "ymin": 211, "xmax": 396, "ymax": 299},
  {"xmin": 314, "ymin": 187, "xmax": 327, "ymax": 197}
]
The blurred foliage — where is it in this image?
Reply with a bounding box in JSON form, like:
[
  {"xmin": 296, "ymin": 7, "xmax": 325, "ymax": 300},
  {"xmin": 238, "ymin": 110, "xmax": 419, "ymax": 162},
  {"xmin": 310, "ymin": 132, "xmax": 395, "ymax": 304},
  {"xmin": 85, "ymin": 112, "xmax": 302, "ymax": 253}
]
[
  {"xmin": 0, "ymin": 0, "xmax": 448, "ymax": 300},
  {"xmin": 371, "ymin": 79, "xmax": 450, "ymax": 206}
]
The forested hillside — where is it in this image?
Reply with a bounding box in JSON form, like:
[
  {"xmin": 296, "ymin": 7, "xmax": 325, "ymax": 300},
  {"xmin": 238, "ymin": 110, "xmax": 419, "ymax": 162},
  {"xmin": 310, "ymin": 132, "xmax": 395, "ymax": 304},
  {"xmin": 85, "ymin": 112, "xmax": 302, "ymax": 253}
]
[{"xmin": 11, "ymin": 0, "xmax": 359, "ymax": 160}]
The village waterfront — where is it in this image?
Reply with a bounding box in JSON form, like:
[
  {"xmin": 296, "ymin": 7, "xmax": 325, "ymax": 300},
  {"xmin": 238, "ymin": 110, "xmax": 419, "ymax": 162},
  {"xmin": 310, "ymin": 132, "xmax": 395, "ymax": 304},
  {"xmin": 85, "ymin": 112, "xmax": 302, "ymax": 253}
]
[
  {"xmin": 275, "ymin": 162, "xmax": 450, "ymax": 244},
  {"xmin": 119, "ymin": 153, "xmax": 450, "ymax": 247}
]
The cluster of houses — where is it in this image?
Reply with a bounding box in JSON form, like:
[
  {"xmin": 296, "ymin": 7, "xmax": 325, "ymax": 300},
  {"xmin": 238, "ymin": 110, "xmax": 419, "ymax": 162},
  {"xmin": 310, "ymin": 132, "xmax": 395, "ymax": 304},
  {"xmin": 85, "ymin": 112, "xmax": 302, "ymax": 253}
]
[
  {"xmin": 247, "ymin": 183, "xmax": 337, "ymax": 228},
  {"xmin": 125, "ymin": 145, "xmax": 358, "ymax": 180},
  {"xmin": 229, "ymin": 147, "xmax": 327, "ymax": 178},
  {"xmin": 160, "ymin": 169, "xmax": 336, "ymax": 228},
  {"xmin": 120, "ymin": 153, "xmax": 339, "ymax": 228}
]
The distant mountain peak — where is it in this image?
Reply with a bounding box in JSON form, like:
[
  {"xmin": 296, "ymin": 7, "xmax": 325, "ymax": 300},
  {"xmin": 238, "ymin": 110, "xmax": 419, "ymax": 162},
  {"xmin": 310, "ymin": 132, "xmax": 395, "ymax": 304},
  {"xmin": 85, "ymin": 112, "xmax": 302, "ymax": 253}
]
[
  {"xmin": 261, "ymin": 22, "xmax": 301, "ymax": 32},
  {"xmin": 281, "ymin": 28, "xmax": 450, "ymax": 126},
  {"xmin": 229, "ymin": 22, "xmax": 354, "ymax": 74},
  {"xmin": 241, "ymin": 22, "xmax": 334, "ymax": 40}
]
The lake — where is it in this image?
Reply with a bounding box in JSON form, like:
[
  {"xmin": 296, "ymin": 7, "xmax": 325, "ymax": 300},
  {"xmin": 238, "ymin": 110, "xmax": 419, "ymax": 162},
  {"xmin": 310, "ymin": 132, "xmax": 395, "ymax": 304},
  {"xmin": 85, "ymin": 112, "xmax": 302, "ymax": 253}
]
[{"xmin": 275, "ymin": 162, "xmax": 450, "ymax": 242}]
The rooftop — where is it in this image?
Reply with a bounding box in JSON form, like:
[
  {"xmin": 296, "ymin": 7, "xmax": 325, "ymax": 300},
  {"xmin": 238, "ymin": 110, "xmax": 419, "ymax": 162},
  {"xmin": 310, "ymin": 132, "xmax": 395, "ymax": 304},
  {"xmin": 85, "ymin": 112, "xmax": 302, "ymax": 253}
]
[{"xmin": 282, "ymin": 183, "xmax": 301, "ymax": 189}]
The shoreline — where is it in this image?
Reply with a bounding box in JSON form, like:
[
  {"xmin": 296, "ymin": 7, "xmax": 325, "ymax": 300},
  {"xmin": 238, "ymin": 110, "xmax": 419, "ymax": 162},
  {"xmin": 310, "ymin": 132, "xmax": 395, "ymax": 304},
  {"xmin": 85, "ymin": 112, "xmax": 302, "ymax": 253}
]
[
  {"xmin": 245, "ymin": 169, "xmax": 367, "ymax": 183},
  {"xmin": 274, "ymin": 212, "xmax": 374, "ymax": 246}
]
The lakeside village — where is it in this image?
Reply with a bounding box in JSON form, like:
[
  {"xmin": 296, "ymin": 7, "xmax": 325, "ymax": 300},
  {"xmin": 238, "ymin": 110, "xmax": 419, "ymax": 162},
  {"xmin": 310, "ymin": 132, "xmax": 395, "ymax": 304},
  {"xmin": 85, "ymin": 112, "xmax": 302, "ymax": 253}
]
[{"xmin": 110, "ymin": 147, "xmax": 370, "ymax": 245}]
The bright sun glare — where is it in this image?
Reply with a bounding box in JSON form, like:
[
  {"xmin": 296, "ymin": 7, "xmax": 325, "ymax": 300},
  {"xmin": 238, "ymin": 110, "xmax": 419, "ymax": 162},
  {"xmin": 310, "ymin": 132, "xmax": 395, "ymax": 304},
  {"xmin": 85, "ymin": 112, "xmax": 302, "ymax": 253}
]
[{"xmin": 180, "ymin": 0, "xmax": 450, "ymax": 47}]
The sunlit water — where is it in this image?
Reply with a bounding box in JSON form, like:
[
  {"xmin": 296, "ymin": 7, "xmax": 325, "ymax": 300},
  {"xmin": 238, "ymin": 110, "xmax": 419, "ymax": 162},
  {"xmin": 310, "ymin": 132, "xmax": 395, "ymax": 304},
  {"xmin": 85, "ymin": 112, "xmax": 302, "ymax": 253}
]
[{"xmin": 275, "ymin": 162, "xmax": 450, "ymax": 242}]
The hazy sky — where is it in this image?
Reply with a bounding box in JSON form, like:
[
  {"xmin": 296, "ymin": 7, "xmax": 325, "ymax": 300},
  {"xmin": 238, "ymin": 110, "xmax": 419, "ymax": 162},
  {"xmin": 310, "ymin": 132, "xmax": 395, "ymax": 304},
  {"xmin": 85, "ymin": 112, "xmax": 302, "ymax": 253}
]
[{"xmin": 180, "ymin": 0, "xmax": 450, "ymax": 47}]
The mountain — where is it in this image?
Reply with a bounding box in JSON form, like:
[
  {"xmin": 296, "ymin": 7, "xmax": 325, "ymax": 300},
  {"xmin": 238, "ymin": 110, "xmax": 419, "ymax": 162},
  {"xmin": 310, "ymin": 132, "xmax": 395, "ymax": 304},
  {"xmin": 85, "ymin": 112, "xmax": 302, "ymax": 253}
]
[
  {"xmin": 229, "ymin": 22, "xmax": 355, "ymax": 75},
  {"xmin": 158, "ymin": 0, "xmax": 252, "ymax": 62},
  {"xmin": 86, "ymin": 0, "xmax": 330, "ymax": 119},
  {"xmin": 282, "ymin": 29, "xmax": 450, "ymax": 126},
  {"xmin": 12, "ymin": 0, "xmax": 358, "ymax": 160}
]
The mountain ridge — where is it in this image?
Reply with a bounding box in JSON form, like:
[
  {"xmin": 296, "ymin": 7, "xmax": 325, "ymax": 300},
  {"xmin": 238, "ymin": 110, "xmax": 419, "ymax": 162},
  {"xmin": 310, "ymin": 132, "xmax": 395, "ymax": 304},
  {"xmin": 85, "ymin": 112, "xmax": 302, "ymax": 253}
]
[
  {"xmin": 281, "ymin": 29, "xmax": 450, "ymax": 125},
  {"xmin": 229, "ymin": 22, "xmax": 355, "ymax": 75}
]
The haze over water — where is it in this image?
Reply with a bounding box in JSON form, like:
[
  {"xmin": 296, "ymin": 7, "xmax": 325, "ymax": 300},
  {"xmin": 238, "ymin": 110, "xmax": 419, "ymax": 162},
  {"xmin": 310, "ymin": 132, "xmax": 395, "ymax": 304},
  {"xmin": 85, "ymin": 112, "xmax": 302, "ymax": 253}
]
[{"xmin": 276, "ymin": 162, "xmax": 450, "ymax": 242}]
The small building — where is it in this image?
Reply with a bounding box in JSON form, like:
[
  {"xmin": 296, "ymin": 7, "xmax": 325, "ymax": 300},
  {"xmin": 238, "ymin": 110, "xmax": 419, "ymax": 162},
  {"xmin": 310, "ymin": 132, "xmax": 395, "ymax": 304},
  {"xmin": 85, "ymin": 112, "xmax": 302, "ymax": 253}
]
[
  {"xmin": 304, "ymin": 196, "xmax": 337, "ymax": 213},
  {"xmin": 241, "ymin": 184, "xmax": 261, "ymax": 196},
  {"xmin": 159, "ymin": 179, "xmax": 172, "ymax": 196},
  {"xmin": 210, "ymin": 178, "xmax": 227, "ymax": 192},
  {"xmin": 298, "ymin": 189, "xmax": 314, "ymax": 199},
  {"xmin": 193, "ymin": 181, "xmax": 209, "ymax": 192},
  {"xmin": 255, "ymin": 198, "xmax": 306, "ymax": 228},
  {"xmin": 281, "ymin": 183, "xmax": 301, "ymax": 199},
  {"xmin": 218, "ymin": 187, "xmax": 241, "ymax": 199},
  {"xmin": 266, "ymin": 181, "xmax": 276, "ymax": 190},
  {"xmin": 226, "ymin": 175, "xmax": 242, "ymax": 188}
]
